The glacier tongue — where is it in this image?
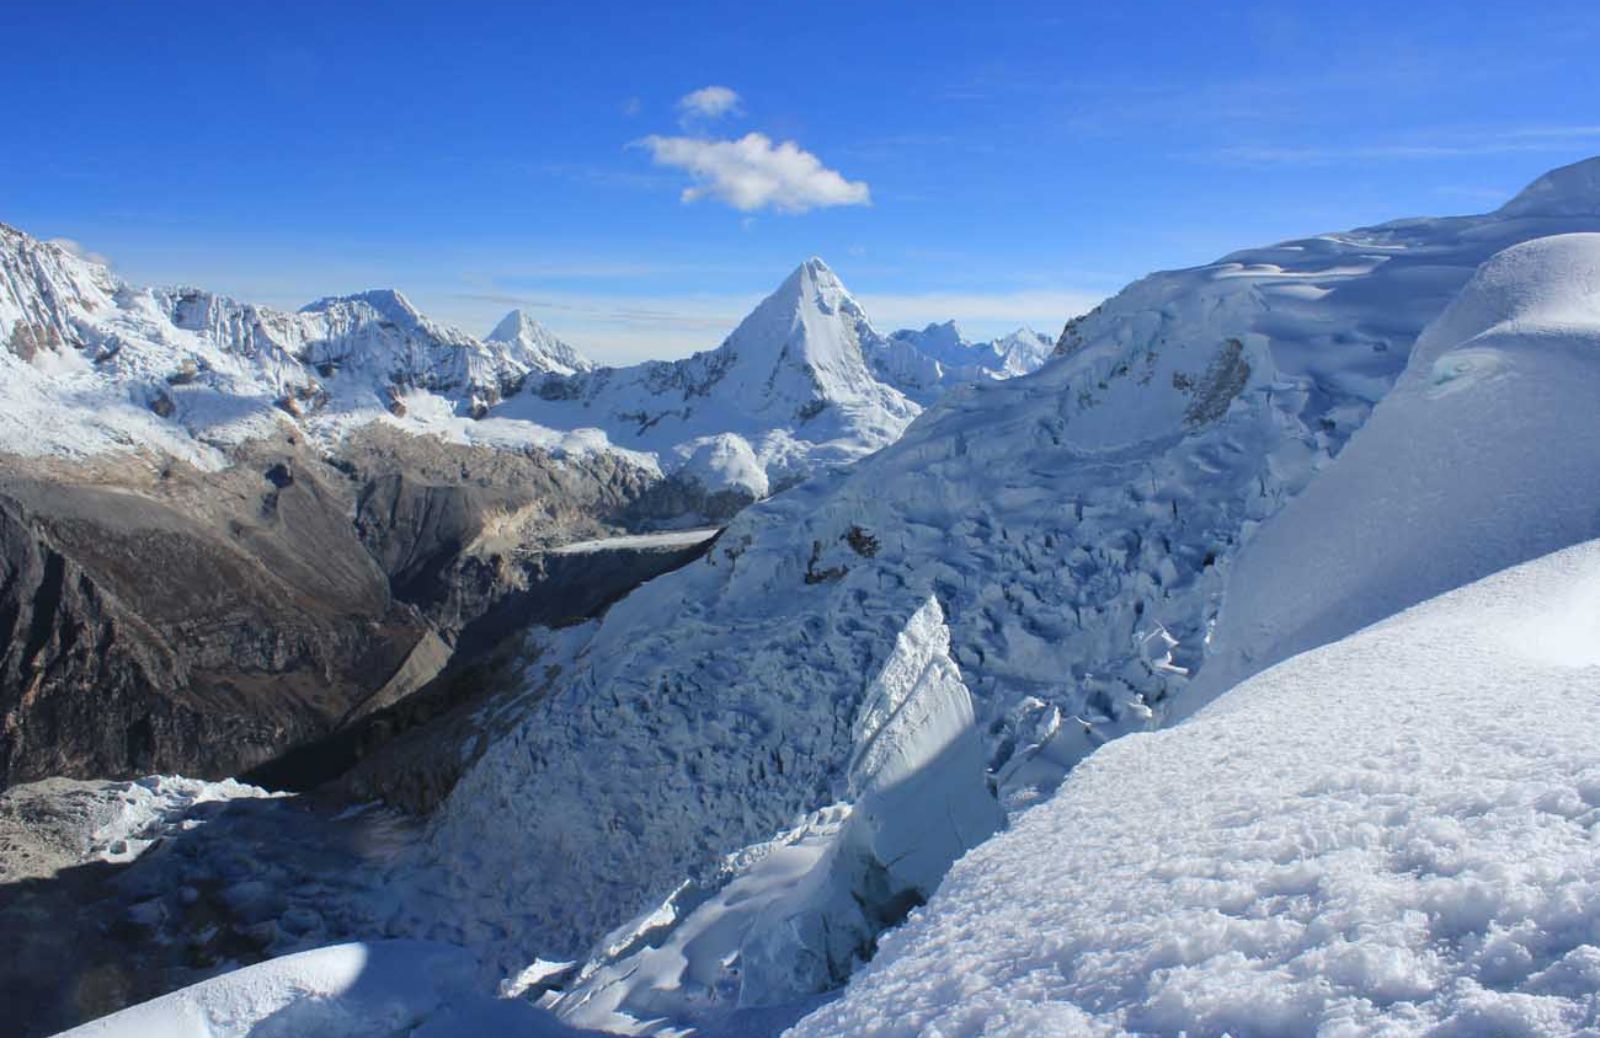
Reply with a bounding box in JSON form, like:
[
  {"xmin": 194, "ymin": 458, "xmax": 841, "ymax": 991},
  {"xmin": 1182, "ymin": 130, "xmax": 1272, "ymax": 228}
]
[{"xmin": 544, "ymin": 596, "xmax": 1000, "ymax": 1033}]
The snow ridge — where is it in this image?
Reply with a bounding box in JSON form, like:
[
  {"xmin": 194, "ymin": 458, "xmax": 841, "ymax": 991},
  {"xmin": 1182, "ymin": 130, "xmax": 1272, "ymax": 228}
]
[{"xmin": 1182, "ymin": 230, "xmax": 1600, "ymax": 717}]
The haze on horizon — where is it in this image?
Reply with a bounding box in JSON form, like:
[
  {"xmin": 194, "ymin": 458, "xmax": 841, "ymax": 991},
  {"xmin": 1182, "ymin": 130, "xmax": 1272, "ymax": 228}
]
[{"xmin": 4, "ymin": 0, "xmax": 1599, "ymax": 363}]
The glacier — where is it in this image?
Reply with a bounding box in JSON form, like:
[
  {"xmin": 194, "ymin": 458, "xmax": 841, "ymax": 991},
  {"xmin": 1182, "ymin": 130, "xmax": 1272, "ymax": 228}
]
[
  {"xmin": 789, "ymin": 205, "xmax": 1600, "ymax": 1038},
  {"xmin": 418, "ymin": 160, "xmax": 1600, "ymax": 1002}
]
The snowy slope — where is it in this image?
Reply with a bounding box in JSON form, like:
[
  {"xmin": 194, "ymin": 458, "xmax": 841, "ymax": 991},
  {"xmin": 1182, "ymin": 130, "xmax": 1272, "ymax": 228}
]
[
  {"xmin": 54, "ymin": 940, "xmax": 584, "ymax": 1038},
  {"xmin": 1183, "ymin": 231, "xmax": 1600, "ymax": 716},
  {"xmin": 788, "ymin": 538, "xmax": 1600, "ymax": 1038},
  {"xmin": 418, "ymin": 158, "xmax": 1600, "ymax": 1012}
]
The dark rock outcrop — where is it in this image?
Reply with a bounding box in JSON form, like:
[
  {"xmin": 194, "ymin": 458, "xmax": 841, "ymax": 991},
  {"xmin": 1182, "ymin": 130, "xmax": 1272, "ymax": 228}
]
[{"xmin": 0, "ymin": 426, "xmax": 686, "ymax": 790}]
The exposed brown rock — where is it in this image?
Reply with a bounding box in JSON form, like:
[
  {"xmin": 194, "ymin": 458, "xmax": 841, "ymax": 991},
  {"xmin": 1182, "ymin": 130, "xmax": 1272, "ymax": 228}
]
[{"xmin": 0, "ymin": 426, "xmax": 672, "ymax": 789}]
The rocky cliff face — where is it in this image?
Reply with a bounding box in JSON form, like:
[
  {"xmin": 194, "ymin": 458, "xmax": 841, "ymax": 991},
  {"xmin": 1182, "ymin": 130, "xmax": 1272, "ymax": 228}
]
[{"xmin": 0, "ymin": 425, "xmax": 680, "ymax": 790}]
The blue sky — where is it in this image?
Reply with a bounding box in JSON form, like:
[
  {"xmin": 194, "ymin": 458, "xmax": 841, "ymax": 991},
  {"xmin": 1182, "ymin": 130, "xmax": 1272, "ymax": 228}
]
[{"xmin": 4, "ymin": 1, "xmax": 1600, "ymax": 362}]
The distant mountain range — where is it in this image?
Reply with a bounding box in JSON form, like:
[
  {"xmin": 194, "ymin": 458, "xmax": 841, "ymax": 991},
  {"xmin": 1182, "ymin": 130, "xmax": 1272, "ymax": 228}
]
[{"xmin": 0, "ymin": 229, "xmax": 1053, "ymax": 509}]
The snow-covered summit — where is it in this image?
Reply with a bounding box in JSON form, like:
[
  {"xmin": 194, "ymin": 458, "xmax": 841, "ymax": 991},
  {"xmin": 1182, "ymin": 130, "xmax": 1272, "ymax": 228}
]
[
  {"xmin": 493, "ymin": 257, "xmax": 925, "ymax": 500},
  {"xmin": 485, "ymin": 308, "xmax": 593, "ymax": 376},
  {"xmin": 701, "ymin": 256, "xmax": 901, "ymax": 421}
]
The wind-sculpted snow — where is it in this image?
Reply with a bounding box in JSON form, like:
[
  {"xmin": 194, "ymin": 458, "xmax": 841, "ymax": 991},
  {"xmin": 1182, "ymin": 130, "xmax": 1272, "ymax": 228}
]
[
  {"xmin": 1184, "ymin": 231, "xmax": 1600, "ymax": 716},
  {"xmin": 789, "ymin": 539, "xmax": 1600, "ymax": 1038},
  {"xmin": 424, "ymin": 159, "xmax": 1600, "ymax": 1015}
]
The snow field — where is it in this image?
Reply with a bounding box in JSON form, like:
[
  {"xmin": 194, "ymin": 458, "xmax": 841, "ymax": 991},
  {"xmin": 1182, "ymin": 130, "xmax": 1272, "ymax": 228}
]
[{"xmin": 789, "ymin": 539, "xmax": 1600, "ymax": 1038}]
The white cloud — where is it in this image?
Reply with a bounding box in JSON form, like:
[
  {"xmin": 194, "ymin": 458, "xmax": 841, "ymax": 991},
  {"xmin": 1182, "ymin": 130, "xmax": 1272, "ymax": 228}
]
[
  {"xmin": 676, "ymin": 85, "xmax": 742, "ymax": 125},
  {"xmin": 638, "ymin": 132, "xmax": 871, "ymax": 214}
]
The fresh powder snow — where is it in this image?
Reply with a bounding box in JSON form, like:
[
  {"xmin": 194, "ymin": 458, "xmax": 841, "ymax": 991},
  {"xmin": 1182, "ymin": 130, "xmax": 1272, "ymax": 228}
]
[
  {"xmin": 788, "ymin": 538, "xmax": 1600, "ymax": 1038},
  {"xmin": 1182, "ymin": 231, "xmax": 1600, "ymax": 718}
]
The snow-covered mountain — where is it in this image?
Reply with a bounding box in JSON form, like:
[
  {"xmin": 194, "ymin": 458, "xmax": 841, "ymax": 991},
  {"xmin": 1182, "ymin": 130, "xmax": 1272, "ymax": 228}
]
[
  {"xmin": 489, "ymin": 260, "xmax": 1057, "ymax": 503},
  {"xmin": 882, "ymin": 320, "xmax": 1055, "ymax": 396},
  {"xmin": 410, "ymin": 157, "xmax": 1600, "ymax": 1028},
  {"xmin": 54, "ymin": 157, "xmax": 1600, "ymax": 1038},
  {"xmin": 0, "ymin": 223, "xmax": 603, "ymax": 467},
  {"xmin": 485, "ymin": 308, "xmax": 595, "ymax": 378},
  {"xmin": 497, "ymin": 258, "xmax": 923, "ymax": 501},
  {"xmin": 2, "ymin": 228, "xmax": 1016, "ymax": 507}
]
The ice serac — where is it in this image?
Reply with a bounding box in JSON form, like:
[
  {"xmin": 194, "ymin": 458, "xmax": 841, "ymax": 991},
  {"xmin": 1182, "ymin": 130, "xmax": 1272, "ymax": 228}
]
[
  {"xmin": 422, "ymin": 159, "xmax": 1600, "ymax": 1001},
  {"xmin": 1182, "ymin": 231, "xmax": 1600, "ymax": 716},
  {"xmin": 545, "ymin": 596, "xmax": 1001, "ymax": 1034},
  {"xmin": 843, "ymin": 595, "xmax": 1002, "ymax": 896}
]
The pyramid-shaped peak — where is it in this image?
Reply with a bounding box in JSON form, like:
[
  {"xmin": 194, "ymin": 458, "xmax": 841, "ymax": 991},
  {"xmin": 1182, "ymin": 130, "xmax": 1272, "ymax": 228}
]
[
  {"xmin": 767, "ymin": 256, "xmax": 858, "ymax": 313},
  {"xmin": 487, "ymin": 308, "xmax": 552, "ymax": 343},
  {"xmin": 485, "ymin": 308, "xmax": 592, "ymax": 374},
  {"xmin": 1498, "ymin": 155, "xmax": 1600, "ymax": 218}
]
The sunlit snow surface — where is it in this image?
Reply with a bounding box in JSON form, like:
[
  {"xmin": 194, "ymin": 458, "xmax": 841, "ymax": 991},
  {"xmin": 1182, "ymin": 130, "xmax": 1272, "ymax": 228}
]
[
  {"xmin": 52, "ymin": 941, "xmax": 579, "ymax": 1038},
  {"xmin": 789, "ymin": 538, "xmax": 1600, "ymax": 1038},
  {"xmin": 87, "ymin": 775, "xmax": 286, "ymax": 863},
  {"xmin": 1183, "ymin": 232, "xmax": 1600, "ymax": 716}
]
